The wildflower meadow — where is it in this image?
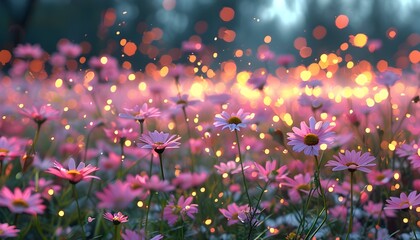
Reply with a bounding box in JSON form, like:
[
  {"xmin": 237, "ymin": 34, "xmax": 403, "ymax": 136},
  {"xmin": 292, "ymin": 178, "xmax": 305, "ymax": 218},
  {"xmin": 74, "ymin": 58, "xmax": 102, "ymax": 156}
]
[{"xmin": 0, "ymin": 1, "xmax": 420, "ymax": 239}]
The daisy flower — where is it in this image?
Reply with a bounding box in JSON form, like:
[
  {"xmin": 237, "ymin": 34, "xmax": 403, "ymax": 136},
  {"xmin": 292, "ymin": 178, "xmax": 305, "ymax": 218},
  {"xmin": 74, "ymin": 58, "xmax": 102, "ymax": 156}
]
[
  {"xmin": 0, "ymin": 136, "xmax": 23, "ymax": 162},
  {"xmin": 219, "ymin": 203, "xmax": 250, "ymax": 226},
  {"xmin": 19, "ymin": 105, "xmax": 60, "ymax": 125},
  {"xmin": 138, "ymin": 130, "xmax": 181, "ymax": 154},
  {"xmin": 103, "ymin": 212, "xmax": 128, "ymax": 225},
  {"xmin": 45, "ymin": 158, "xmax": 100, "ymax": 184},
  {"xmin": 254, "ymin": 160, "xmax": 288, "ymax": 182},
  {"xmin": 384, "ymin": 191, "xmax": 420, "ymax": 210},
  {"xmin": 0, "ymin": 187, "xmax": 45, "ymax": 215},
  {"xmin": 96, "ymin": 181, "xmax": 138, "ymax": 210},
  {"xmin": 376, "ymin": 70, "xmax": 400, "ymax": 87},
  {"xmin": 118, "ymin": 103, "xmax": 161, "ymax": 122},
  {"xmin": 325, "ymin": 150, "xmax": 376, "ymax": 173},
  {"xmin": 0, "ymin": 223, "xmax": 20, "ymax": 238},
  {"xmin": 163, "ymin": 196, "xmax": 198, "ymax": 226},
  {"xmin": 214, "ymin": 109, "xmax": 252, "ymax": 132},
  {"xmin": 287, "ymin": 117, "xmax": 335, "ymax": 156}
]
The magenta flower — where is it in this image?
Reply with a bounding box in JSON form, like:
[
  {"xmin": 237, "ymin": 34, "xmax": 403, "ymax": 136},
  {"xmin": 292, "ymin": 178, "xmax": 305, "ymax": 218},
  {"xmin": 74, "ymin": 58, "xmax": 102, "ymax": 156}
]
[
  {"xmin": 282, "ymin": 173, "xmax": 314, "ymax": 202},
  {"xmin": 254, "ymin": 160, "xmax": 288, "ymax": 182},
  {"xmin": 0, "ymin": 187, "xmax": 45, "ymax": 215},
  {"xmin": 163, "ymin": 196, "xmax": 198, "ymax": 226},
  {"xmin": 45, "ymin": 158, "xmax": 100, "ymax": 184},
  {"xmin": 214, "ymin": 161, "xmax": 240, "ymax": 175},
  {"xmin": 118, "ymin": 103, "xmax": 161, "ymax": 122},
  {"xmin": 214, "ymin": 109, "xmax": 252, "ymax": 131},
  {"xmin": 169, "ymin": 94, "xmax": 201, "ymax": 109},
  {"xmin": 143, "ymin": 175, "xmax": 175, "ymax": 192},
  {"xmin": 103, "ymin": 212, "xmax": 128, "ymax": 225},
  {"xmin": 14, "ymin": 43, "xmax": 43, "ymax": 59},
  {"xmin": 0, "ymin": 137, "xmax": 23, "ymax": 162},
  {"xmin": 0, "ymin": 223, "xmax": 20, "ymax": 238},
  {"xmin": 138, "ymin": 130, "xmax": 181, "ymax": 154},
  {"xmin": 57, "ymin": 41, "xmax": 82, "ymax": 58},
  {"xmin": 96, "ymin": 181, "xmax": 138, "ymax": 210},
  {"xmin": 367, "ymin": 170, "xmax": 394, "ymax": 186},
  {"xmin": 219, "ymin": 203, "xmax": 249, "ymax": 225},
  {"xmin": 287, "ymin": 117, "xmax": 335, "ymax": 156},
  {"xmin": 384, "ymin": 191, "xmax": 420, "ymax": 210},
  {"xmin": 172, "ymin": 172, "xmax": 208, "ymax": 190},
  {"xmin": 325, "ymin": 150, "xmax": 376, "ymax": 173},
  {"xmin": 376, "ymin": 71, "xmax": 400, "ymax": 87},
  {"xmin": 104, "ymin": 127, "xmax": 137, "ymax": 144},
  {"xmin": 19, "ymin": 105, "xmax": 60, "ymax": 125}
]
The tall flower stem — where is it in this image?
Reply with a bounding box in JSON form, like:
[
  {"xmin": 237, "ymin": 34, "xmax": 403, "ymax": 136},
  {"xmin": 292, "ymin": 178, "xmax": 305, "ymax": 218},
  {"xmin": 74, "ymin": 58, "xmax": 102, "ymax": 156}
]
[
  {"xmin": 72, "ymin": 184, "xmax": 87, "ymax": 240},
  {"xmin": 117, "ymin": 138, "xmax": 126, "ymax": 179},
  {"xmin": 114, "ymin": 224, "xmax": 121, "ymax": 240},
  {"xmin": 345, "ymin": 171, "xmax": 354, "ymax": 240},
  {"xmin": 144, "ymin": 191, "xmax": 154, "ymax": 238},
  {"xmin": 410, "ymin": 211, "xmax": 419, "ymax": 240},
  {"xmin": 234, "ymin": 129, "xmax": 251, "ymax": 206},
  {"xmin": 158, "ymin": 153, "xmax": 165, "ymax": 181},
  {"xmin": 181, "ymin": 106, "xmax": 195, "ymax": 172},
  {"xmin": 305, "ymin": 156, "xmax": 328, "ymax": 240},
  {"xmin": 148, "ymin": 153, "xmax": 154, "ymax": 178},
  {"xmin": 248, "ymin": 180, "xmax": 269, "ymax": 239}
]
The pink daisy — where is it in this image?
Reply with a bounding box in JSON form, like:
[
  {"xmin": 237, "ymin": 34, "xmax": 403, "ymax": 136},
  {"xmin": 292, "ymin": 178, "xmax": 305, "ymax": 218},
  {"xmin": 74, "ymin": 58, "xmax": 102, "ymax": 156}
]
[
  {"xmin": 45, "ymin": 158, "xmax": 100, "ymax": 184},
  {"xmin": 143, "ymin": 175, "xmax": 175, "ymax": 192},
  {"xmin": 282, "ymin": 173, "xmax": 314, "ymax": 202},
  {"xmin": 0, "ymin": 223, "xmax": 20, "ymax": 238},
  {"xmin": 254, "ymin": 160, "xmax": 288, "ymax": 182},
  {"xmin": 384, "ymin": 191, "xmax": 420, "ymax": 210},
  {"xmin": 19, "ymin": 105, "xmax": 60, "ymax": 125},
  {"xmin": 172, "ymin": 172, "xmax": 208, "ymax": 190},
  {"xmin": 325, "ymin": 150, "xmax": 376, "ymax": 173},
  {"xmin": 103, "ymin": 212, "xmax": 128, "ymax": 225},
  {"xmin": 118, "ymin": 103, "xmax": 161, "ymax": 122},
  {"xmin": 287, "ymin": 117, "xmax": 335, "ymax": 156},
  {"xmin": 214, "ymin": 109, "xmax": 253, "ymax": 132},
  {"xmin": 96, "ymin": 181, "xmax": 138, "ymax": 210},
  {"xmin": 219, "ymin": 203, "xmax": 250, "ymax": 226},
  {"xmin": 0, "ymin": 187, "xmax": 45, "ymax": 215},
  {"xmin": 0, "ymin": 136, "xmax": 23, "ymax": 162},
  {"xmin": 366, "ymin": 169, "xmax": 394, "ymax": 186},
  {"xmin": 214, "ymin": 161, "xmax": 240, "ymax": 175},
  {"xmin": 163, "ymin": 196, "xmax": 198, "ymax": 226},
  {"xmin": 138, "ymin": 131, "xmax": 181, "ymax": 154}
]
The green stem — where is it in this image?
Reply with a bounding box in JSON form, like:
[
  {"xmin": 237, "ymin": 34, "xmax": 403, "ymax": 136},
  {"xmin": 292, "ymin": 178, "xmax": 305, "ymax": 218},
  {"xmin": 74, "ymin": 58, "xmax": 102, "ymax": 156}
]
[
  {"xmin": 144, "ymin": 191, "xmax": 154, "ymax": 238},
  {"xmin": 72, "ymin": 184, "xmax": 87, "ymax": 240},
  {"xmin": 234, "ymin": 129, "xmax": 252, "ymax": 207},
  {"xmin": 138, "ymin": 120, "xmax": 144, "ymax": 135},
  {"xmin": 118, "ymin": 138, "xmax": 126, "ymax": 179},
  {"xmin": 248, "ymin": 181, "xmax": 269, "ymax": 239},
  {"xmin": 345, "ymin": 171, "xmax": 354, "ymax": 240},
  {"xmin": 114, "ymin": 224, "xmax": 121, "ymax": 240},
  {"xmin": 158, "ymin": 153, "xmax": 165, "ymax": 181},
  {"xmin": 33, "ymin": 215, "xmax": 47, "ymax": 240},
  {"xmin": 182, "ymin": 106, "xmax": 195, "ymax": 172},
  {"xmin": 305, "ymin": 156, "xmax": 328, "ymax": 240}
]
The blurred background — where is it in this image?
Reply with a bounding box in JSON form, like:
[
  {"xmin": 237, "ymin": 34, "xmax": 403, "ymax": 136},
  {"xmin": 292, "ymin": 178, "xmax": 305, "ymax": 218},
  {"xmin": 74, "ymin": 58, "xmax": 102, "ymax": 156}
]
[{"xmin": 1, "ymin": 0, "xmax": 419, "ymax": 71}]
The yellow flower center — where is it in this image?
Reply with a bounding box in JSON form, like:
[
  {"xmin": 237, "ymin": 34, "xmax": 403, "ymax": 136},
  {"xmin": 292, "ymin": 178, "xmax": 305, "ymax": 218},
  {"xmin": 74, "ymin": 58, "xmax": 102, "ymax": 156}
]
[
  {"xmin": 12, "ymin": 198, "xmax": 29, "ymax": 208},
  {"xmin": 297, "ymin": 184, "xmax": 311, "ymax": 191},
  {"xmin": 227, "ymin": 116, "xmax": 242, "ymax": 125},
  {"xmin": 303, "ymin": 133, "xmax": 319, "ymax": 146},
  {"xmin": 177, "ymin": 100, "xmax": 187, "ymax": 105},
  {"xmin": 67, "ymin": 169, "xmax": 81, "ymax": 176},
  {"xmin": 0, "ymin": 148, "xmax": 9, "ymax": 157},
  {"xmin": 375, "ymin": 174, "xmax": 385, "ymax": 181}
]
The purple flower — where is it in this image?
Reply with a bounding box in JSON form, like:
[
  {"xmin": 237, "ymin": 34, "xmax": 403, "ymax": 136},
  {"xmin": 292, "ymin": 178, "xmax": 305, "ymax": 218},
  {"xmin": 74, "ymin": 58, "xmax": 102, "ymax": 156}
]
[
  {"xmin": 103, "ymin": 212, "xmax": 128, "ymax": 225},
  {"xmin": 118, "ymin": 103, "xmax": 160, "ymax": 122},
  {"xmin": 287, "ymin": 117, "xmax": 335, "ymax": 156},
  {"xmin": 138, "ymin": 130, "xmax": 181, "ymax": 154},
  {"xmin": 376, "ymin": 71, "xmax": 400, "ymax": 87},
  {"xmin": 325, "ymin": 150, "xmax": 376, "ymax": 173},
  {"xmin": 214, "ymin": 109, "xmax": 252, "ymax": 131},
  {"xmin": 163, "ymin": 196, "xmax": 198, "ymax": 226}
]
